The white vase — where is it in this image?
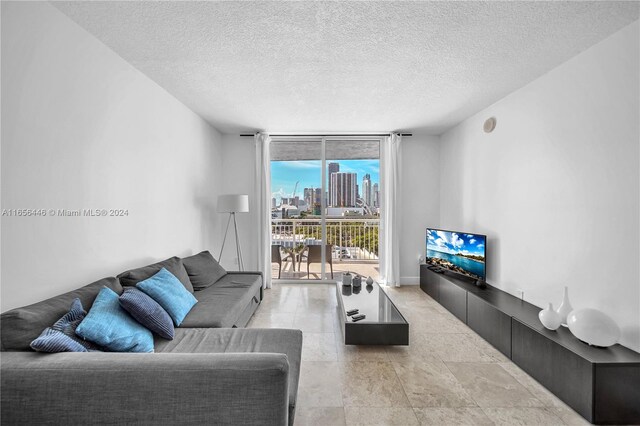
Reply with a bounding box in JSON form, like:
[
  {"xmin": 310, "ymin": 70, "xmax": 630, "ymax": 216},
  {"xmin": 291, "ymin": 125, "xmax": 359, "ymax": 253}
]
[
  {"xmin": 556, "ymin": 286, "xmax": 573, "ymax": 327},
  {"xmin": 567, "ymin": 308, "xmax": 620, "ymax": 347},
  {"xmin": 539, "ymin": 303, "xmax": 562, "ymax": 330}
]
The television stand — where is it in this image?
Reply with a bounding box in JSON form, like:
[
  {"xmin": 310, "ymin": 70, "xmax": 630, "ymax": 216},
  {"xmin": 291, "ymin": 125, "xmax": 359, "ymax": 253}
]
[{"xmin": 419, "ymin": 265, "xmax": 640, "ymax": 424}]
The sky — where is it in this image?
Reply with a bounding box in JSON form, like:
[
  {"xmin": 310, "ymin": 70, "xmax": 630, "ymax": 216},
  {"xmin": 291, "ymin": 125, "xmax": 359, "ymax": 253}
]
[
  {"xmin": 426, "ymin": 229, "xmax": 486, "ymax": 257},
  {"xmin": 271, "ymin": 159, "xmax": 380, "ymax": 202}
]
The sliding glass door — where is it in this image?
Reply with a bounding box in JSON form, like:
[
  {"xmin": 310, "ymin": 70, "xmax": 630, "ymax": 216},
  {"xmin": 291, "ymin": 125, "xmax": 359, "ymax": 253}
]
[{"xmin": 270, "ymin": 137, "xmax": 380, "ymax": 282}]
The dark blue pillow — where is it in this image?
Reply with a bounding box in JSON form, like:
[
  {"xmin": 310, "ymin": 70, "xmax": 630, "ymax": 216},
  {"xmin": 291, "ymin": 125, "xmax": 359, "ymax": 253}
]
[
  {"xmin": 137, "ymin": 268, "xmax": 198, "ymax": 326},
  {"xmin": 119, "ymin": 287, "xmax": 174, "ymax": 340},
  {"xmin": 76, "ymin": 287, "xmax": 154, "ymax": 353},
  {"xmin": 30, "ymin": 298, "xmax": 101, "ymax": 353}
]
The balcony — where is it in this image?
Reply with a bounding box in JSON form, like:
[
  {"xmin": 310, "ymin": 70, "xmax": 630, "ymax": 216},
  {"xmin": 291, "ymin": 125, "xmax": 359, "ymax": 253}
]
[{"xmin": 271, "ymin": 218, "xmax": 379, "ymax": 281}]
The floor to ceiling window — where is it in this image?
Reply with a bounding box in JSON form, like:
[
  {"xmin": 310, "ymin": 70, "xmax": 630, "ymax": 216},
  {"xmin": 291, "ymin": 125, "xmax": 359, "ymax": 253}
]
[{"xmin": 270, "ymin": 137, "xmax": 380, "ymax": 282}]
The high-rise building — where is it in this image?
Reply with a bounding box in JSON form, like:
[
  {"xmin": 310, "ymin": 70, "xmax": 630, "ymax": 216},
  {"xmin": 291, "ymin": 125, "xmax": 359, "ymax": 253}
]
[
  {"xmin": 328, "ymin": 162, "xmax": 339, "ymax": 206},
  {"xmin": 362, "ymin": 174, "xmax": 372, "ymax": 206},
  {"xmin": 373, "ymin": 183, "xmax": 379, "ymax": 207},
  {"xmin": 303, "ymin": 188, "xmax": 315, "ymax": 210},
  {"xmin": 271, "ymin": 197, "xmax": 276, "ymax": 209},
  {"xmin": 330, "ymin": 172, "xmax": 357, "ymax": 207}
]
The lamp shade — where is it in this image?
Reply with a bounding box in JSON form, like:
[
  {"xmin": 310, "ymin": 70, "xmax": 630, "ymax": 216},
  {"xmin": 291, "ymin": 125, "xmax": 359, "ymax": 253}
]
[{"xmin": 217, "ymin": 194, "xmax": 249, "ymax": 213}]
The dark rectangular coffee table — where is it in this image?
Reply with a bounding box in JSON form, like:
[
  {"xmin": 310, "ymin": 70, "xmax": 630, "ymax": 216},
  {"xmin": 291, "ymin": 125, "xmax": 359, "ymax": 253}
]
[{"xmin": 335, "ymin": 280, "xmax": 409, "ymax": 345}]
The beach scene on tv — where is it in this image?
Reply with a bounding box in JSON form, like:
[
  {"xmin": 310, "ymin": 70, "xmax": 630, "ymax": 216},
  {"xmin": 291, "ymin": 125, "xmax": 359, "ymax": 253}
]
[{"xmin": 426, "ymin": 229, "xmax": 486, "ymax": 280}]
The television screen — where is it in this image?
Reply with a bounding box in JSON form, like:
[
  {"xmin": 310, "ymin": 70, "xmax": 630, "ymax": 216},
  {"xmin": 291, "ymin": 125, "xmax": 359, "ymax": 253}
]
[{"xmin": 426, "ymin": 228, "xmax": 486, "ymax": 280}]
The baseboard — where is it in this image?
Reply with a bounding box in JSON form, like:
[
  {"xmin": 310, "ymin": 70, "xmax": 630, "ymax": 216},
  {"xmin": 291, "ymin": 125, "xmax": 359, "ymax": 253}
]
[{"xmin": 400, "ymin": 276, "xmax": 419, "ymax": 285}]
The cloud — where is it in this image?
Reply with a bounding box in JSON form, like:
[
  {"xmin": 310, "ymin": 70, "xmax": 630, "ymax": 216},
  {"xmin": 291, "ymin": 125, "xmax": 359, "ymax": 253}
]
[
  {"xmin": 436, "ymin": 231, "xmax": 450, "ymax": 243},
  {"xmin": 435, "ymin": 238, "xmax": 446, "ymax": 247},
  {"xmin": 469, "ymin": 238, "xmax": 476, "ymax": 244},
  {"xmin": 466, "ymin": 234, "xmax": 474, "ymax": 238},
  {"xmin": 428, "ymin": 234, "xmax": 435, "ymax": 241},
  {"xmin": 451, "ymin": 233, "xmax": 464, "ymax": 248},
  {"xmin": 477, "ymin": 244, "xmax": 484, "ymax": 248},
  {"xmin": 271, "ymin": 188, "xmax": 288, "ymax": 199}
]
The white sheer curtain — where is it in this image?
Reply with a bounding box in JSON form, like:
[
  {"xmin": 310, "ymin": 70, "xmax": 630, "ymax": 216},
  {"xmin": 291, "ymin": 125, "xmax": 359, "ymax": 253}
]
[
  {"xmin": 254, "ymin": 133, "xmax": 272, "ymax": 289},
  {"xmin": 379, "ymin": 133, "xmax": 402, "ymax": 287}
]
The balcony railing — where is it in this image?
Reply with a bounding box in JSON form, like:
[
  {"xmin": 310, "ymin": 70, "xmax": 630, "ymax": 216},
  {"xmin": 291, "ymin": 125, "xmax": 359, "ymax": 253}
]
[
  {"xmin": 271, "ymin": 218, "xmax": 379, "ymax": 262},
  {"xmin": 271, "ymin": 218, "xmax": 380, "ymax": 280}
]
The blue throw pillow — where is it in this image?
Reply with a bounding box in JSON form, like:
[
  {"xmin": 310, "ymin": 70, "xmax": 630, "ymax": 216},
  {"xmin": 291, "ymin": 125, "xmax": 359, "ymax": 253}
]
[
  {"xmin": 136, "ymin": 267, "xmax": 198, "ymax": 326},
  {"xmin": 119, "ymin": 287, "xmax": 174, "ymax": 340},
  {"xmin": 30, "ymin": 298, "xmax": 101, "ymax": 353},
  {"xmin": 76, "ymin": 287, "xmax": 154, "ymax": 353}
]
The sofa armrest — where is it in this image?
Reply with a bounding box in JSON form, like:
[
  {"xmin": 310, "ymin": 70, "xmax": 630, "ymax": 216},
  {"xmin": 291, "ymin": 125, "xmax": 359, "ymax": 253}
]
[{"xmin": 1, "ymin": 351, "xmax": 289, "ymax": 425}]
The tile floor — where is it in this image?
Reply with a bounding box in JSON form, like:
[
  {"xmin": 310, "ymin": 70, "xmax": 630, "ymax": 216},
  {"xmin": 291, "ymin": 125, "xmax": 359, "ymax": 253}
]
[{"xmin": 247, "ymin": 283, "xmax": 591, "ymax": 426}]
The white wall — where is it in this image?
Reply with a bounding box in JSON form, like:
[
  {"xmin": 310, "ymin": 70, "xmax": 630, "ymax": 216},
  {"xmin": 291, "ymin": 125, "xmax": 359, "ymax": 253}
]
[
  {"xmin": 217, "ymin": 134, "xmax": 257, "ymax": 270},
  {"xmin": 399, "ymin": 134, "xmax": 440, "ymax": 284},
  {"xmin": 439, "ymin": 21, "xmax": 639, "ymax": 351},
  {"xmin": 1, "ymin": 2, "xmax": 223, "ymax": 311},
  {"xmin": 216, "ymin": 133, "xmax": 441, "ymax": 283}
]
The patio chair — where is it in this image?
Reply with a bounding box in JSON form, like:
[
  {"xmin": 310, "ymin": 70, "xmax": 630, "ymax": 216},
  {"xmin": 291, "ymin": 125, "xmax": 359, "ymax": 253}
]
[
  {"xmin": 300, "ymin": 244, "xmax": 334, "ymax": 279},
  {"xmin": 271, "ymin": 244, "xmax": 294, "ymax": 279}
]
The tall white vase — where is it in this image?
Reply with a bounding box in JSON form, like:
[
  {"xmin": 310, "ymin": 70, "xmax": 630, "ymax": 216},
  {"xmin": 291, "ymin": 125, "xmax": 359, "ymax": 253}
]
[{"xmin": 556, "ymin": 286, "xmax": 573, "ymax": 327}]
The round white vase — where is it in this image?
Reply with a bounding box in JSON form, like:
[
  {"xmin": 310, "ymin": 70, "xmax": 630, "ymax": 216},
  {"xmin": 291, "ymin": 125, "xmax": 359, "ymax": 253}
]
[
  {"xmin": 539, "ymin": 303, "xmax": 562, "ymax": 331},
  {"xmin": 556, "ymin": 286, "xmax": 573, "ymax": 327},
  {"xmin": 567, "ymin": 308, "xmax": 620, "ymax": 347}
]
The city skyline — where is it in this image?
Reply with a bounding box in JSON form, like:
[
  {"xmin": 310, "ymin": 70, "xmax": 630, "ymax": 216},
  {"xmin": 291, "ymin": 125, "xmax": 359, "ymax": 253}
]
[{"xmin": 271, "ymin": 159, "xmax": 379, "ymax": 203}]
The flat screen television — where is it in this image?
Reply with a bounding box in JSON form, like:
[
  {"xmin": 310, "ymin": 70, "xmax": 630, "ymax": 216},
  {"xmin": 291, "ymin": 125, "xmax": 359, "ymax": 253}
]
[{"xmin": 426, "ymin": 228, "xmax": 486, "ymax": 281}]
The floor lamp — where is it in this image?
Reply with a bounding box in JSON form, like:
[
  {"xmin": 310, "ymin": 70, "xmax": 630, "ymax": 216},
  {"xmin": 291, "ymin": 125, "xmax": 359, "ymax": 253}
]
[{"xmin": 217, "ymin": 194, "xmax": 249, "ymax": 271}]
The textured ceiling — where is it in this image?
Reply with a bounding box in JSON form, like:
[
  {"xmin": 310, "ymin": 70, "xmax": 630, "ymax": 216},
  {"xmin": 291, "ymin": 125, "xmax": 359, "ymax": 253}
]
[{"xmin": 53, "ymin": 1, "xmax": 639, "ymax": 134}]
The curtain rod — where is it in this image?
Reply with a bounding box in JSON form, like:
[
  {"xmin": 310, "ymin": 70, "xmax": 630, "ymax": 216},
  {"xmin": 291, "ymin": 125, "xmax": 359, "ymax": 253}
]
[{"xmin": 239, "ymin": 133, "xmax": 412, "ymax": 137}]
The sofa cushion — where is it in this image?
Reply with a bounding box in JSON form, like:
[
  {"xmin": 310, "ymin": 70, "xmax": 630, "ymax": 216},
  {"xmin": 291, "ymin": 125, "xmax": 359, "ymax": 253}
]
[
  {"xmin": 155, "ymin": 327, "xmax": 302, "ymax": 420},
  {"xmin": 179, "ymin": 273, "xmax": 262, "ymax": 328},
  {"xmin": 137, "ymin": 268, "xmax": 198, "ymax": 327},
  {"xmin": 117, "ymin": 256, "xmax": 194, "ymax": 293},
  {"xmin": 182, "ymin": 251, "xmax": 227, "ymax": 290},
  {"xmin": 119, "ymin": 287, "xmax": 174, "ymax": 340},
  {"xmin": 1, "ymin": 277, "xmax": 122, "ymax": 351},
  {"xmin": 76, "ymin": 287, "xmax": 154, "ymax": 353},
  {"xmin": 30, "ymin": 299, "xmax": 101, "ymax": 353}
]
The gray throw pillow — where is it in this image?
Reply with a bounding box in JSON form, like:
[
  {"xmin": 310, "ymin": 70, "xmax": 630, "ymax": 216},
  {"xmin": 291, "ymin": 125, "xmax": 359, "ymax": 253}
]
[
  {"xmin": 117, "ymin": 256, "xmax": 194, "ymax": 293},
  {"xmin": 181, "ymin": 251, "xmax": 227, "ymax": 291},
  {"xmin": 1, "ymin": 277, "xmax": 122, "ymax": 351}
]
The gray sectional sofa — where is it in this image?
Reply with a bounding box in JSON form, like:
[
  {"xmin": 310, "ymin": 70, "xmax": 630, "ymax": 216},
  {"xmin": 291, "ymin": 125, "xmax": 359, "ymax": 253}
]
[{"xmin": 0, "ymin": 253, "xmax": 302, "ymax": 426}]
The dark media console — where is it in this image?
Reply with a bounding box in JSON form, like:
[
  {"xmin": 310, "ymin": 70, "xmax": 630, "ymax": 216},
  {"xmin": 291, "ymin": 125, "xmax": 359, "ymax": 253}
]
[{"xmin": 420, "ymin": 265, "xmax": 640, "ymax": 425}]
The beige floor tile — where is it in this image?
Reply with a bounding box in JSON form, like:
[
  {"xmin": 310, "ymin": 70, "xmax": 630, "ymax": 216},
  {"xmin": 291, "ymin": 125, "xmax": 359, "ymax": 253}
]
[
  {"xmin": 392, "ymin": 359, "xmax": 477, "ymax": 408},
  {"xmin": 259, "ymin": 291, "xmax": 301, "ymax": 313},
  {"xmin": 413, "ymin": 407, "xmax": 494, "ymax": 425},
  {"xmin": 344, "ymin": 407, "xmax": 420, "ymax": 425},
  {"xmin": 294, "ymin": 407, "xmax": 346, "ymax": 425},
  {"xmin": 498, "ymin": 362, "xmax": 565, "ymax": 407},
  {"xmin": 384, "ymin": 333, "xmax": 442, "ymax": 363},
  {"xmin": 294, "ymin": 312, "xmax": 337, "ymax": 333},
  {"xmin": 340, "ymin": 361, "xmax": 411, "ymax": 408},
  {"xmin": 297, "ymin": 361, "xmax": 344, "ymax": 408},
  {"xmin": 422, "ymin": 333, "xmax": 495, "ymax": 362},
  {"xmin": 466, "ymin": 332, "xmax": 510, "ymax": 363},
  {"xmin": 548, "ymin": 403, "xmax": 591, "ymax": 425},
  {"xmin": 335, "ymin": 339, "xmax": 390, "ymax": 362},
  {"xmin": 482, "ymin": 407, "xmax": 564, "ymax": 425},
  {"xmin": 298, "ymin": 296, "xmax": 339, "ymax": 313},
  {"xmin": 247, "ymin": 312, "xmax": 295, "ymax": 328},
  {"xmin": 302, "ymin": 332, "xmax": 338, "ymax": 361},
  {"xmin": 259, "ymin": 284, "xmax": 579, "ymax": 426},
  {"xmin": 408, "ymin": 312, "xmax": 470, "ymax": 334},
  {"xmin": 446, "ymin": 363, "xmax": 543, "ymax": 408}
]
